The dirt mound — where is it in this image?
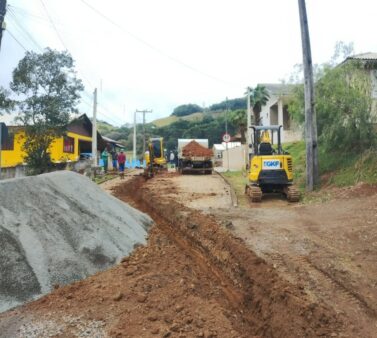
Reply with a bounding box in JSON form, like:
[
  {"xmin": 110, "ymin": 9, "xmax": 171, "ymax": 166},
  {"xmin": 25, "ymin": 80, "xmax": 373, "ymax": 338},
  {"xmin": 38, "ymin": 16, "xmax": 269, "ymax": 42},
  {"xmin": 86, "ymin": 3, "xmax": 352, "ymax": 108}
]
[
  {"xmin": 182, "ymin": 140, "xmax": 213, "ymax": 157},
  {"xmin": 0, "ymin": 175, "xmax": 342, "ymax": 337},
  {"xmin": 0, "ymin": 171, "xmax": 152, "ymax": 313}
]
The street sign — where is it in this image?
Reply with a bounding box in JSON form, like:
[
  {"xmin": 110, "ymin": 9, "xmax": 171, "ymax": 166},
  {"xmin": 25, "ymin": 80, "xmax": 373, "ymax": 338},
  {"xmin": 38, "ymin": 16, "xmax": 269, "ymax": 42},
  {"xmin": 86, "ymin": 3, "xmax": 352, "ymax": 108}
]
[{"xmin": 222, "ymin": 133, "xmax": 231, "ymax": 143}]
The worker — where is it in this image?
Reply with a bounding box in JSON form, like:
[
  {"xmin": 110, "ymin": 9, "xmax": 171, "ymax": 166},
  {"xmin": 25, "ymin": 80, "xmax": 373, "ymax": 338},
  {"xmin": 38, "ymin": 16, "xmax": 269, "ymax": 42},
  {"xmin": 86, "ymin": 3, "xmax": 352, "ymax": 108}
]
[
  {"xmin": 101, "ymin": 149, "xmax": 109, "ymax": 173},
  {"xmin": 111, "ymin": 150, "xmax": 118, "ymax": 171},
  {"xmin": 169, "ymin": 151, "xmax": 175, "ymax": 164},
  {"xmin": 118, "ymin": 150, "xmax": 126, "ymax": 179}
]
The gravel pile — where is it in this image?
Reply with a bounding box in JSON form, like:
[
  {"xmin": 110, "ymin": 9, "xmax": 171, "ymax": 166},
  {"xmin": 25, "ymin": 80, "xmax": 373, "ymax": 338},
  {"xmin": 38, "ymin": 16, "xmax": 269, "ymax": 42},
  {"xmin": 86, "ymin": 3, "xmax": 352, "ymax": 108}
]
[
  {"xmin": 182, "ymin": 140, "xmax": 213, "ymax": 157},
  {"xmin": 0, "ymin": 171, "xmax": 152, "ymax": 313}
]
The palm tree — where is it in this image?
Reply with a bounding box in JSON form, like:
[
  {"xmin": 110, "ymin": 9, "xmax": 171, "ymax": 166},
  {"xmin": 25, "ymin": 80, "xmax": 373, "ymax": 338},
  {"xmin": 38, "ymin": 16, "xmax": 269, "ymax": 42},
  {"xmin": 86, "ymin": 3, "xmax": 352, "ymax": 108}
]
[
  {"xmin": 229, "ymin": 109, "xmax": 246, "ymax": 144},
  {"xmin": 246, "ymin": 85, "xmax": 270, "ymax": 125}
]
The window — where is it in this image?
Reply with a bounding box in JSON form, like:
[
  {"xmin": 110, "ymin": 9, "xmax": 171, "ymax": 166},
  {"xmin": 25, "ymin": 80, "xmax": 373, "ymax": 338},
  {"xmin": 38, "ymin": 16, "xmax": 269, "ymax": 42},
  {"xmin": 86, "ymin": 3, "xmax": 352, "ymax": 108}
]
[
  {"xmin": 2, "ymin": 133, "xmax": 14, "ymax": 151},
  {"xmin": 63, "ymin": 136, "xmax": 75, "ymax": 153}
]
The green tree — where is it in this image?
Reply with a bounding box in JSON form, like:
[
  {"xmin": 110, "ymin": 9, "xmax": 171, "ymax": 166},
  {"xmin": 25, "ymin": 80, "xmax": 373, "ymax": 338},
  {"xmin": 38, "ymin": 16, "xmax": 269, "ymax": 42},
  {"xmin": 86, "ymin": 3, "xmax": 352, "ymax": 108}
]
[
  {"xmin": 229, "ymin": 109, "xmax": 246, "ymax": 143},
  {"xmin": 289, "ymin": 61, "xmax": 375, "ymax": 153},
  {"xmin": 172, "ymin": 104, "xmax": 202, "ymax": 117},
  {"xmin": 10, "ymin": 48, "xmax": 84, "ymax": 174},
  {"xmin": 209, "ymin": 98, "xmax": 246, "ymax": 111},
  {"xmin": 0, "ymin": 87, "xmax": 14, "ymax": 114},
  {"xmin": 251, "ymin": 85, "xmax": 270, "ymax": 125},
  {"xmin": 247, "ymin": 85, "xmax": 270, "ymax": 125}
]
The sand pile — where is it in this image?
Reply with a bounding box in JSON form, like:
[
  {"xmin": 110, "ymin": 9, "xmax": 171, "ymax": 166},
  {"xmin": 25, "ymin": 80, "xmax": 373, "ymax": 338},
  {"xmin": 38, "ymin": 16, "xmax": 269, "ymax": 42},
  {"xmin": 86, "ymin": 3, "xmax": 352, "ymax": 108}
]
[
  {"xmin": 182, "ymin": 141, "xmax": 213, "ymax": 157},
  {"xmin": 0, "ymin": 171, "xmax": 152, "ymax": 313}
]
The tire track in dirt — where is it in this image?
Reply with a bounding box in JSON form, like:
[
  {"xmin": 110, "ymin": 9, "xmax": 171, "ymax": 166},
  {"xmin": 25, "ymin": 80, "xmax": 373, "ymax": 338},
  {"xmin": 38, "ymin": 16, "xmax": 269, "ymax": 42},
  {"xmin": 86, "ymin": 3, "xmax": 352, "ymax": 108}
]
[
  {"xmin": 269, "ymin": 253, "xmax": 374, "ymax": 315},
  {"xmin": 114, "ymin": 174, "xmax": 344, "ymax": 338}
]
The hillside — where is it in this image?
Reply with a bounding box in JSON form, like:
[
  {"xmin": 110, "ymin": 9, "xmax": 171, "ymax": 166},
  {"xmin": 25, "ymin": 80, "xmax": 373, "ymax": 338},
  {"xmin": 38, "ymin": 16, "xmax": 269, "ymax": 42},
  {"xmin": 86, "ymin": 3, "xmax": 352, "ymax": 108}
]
[
  {"xmin": 151, "ymin": 112, "xmax": 204, "ymax": 127},
  {"xmin": 284, "ymin": 141, "xmax": 377, "ymax": 191},
  {"xmin": 151, "ymin": 110, "xmax": 227, "ymax": 128}
]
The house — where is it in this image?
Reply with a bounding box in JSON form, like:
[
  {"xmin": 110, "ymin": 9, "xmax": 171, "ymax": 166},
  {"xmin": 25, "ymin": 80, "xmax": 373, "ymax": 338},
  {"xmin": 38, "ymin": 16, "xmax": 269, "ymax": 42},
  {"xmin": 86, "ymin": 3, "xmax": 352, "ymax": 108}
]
[
  {"xmin": 341, "ymin": 52, "xmax": 377, "ymax": 117},
  {"xmin": 0, "ymin": 114, "xmax": 105, "ymax": 177},
  {"xmin": 259, "ymin": 83, "xmax": 302, "ymax": 143}
]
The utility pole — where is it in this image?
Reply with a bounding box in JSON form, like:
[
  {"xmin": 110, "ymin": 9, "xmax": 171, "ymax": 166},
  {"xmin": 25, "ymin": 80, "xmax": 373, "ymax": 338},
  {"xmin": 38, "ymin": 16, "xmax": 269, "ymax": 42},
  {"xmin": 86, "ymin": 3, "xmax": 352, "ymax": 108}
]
[
  {"xmin": 225, "ymin": 97, "xmax": 230, "ymax": 172},
  {"xmin": 246, "ymin": 88, "xmax": 252, "ymax": 153},
  {"xmin": 298, "ymin": 0, "xmax": 319, "ymax": 191},
  {"xmin": 133, "ymin": 110, "xmax": 137, "ymax": 161},
  {"xmin": 0, "ymin": 0, "xmax": 6, "ymax": 52},
  {"xmin": 92, "ymin": 88, "xmax": 98, "ymax": 166},
  {"xmin": 136, "ymin": 109, "xmax": 152, "ymax": 158}
]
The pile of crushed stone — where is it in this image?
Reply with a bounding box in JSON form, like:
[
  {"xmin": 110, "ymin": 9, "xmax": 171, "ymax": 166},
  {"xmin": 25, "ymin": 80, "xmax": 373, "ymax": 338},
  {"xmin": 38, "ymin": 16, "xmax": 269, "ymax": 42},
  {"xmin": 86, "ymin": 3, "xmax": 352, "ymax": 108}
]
[{"xmin": 0, "ymin": 171, "xmax": 152, "ymax": 313}]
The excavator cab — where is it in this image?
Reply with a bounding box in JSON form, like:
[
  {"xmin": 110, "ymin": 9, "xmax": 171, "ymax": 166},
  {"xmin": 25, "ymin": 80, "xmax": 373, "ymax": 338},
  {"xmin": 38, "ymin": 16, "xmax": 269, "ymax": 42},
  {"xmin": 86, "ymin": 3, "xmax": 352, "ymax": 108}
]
[
  {"xmin": 144, "ymin": 137, "xmax": 167, "ymax": 178},
  {"xmin": 245, "ymin": 125, "xmax": 299, "ymax": 202}
]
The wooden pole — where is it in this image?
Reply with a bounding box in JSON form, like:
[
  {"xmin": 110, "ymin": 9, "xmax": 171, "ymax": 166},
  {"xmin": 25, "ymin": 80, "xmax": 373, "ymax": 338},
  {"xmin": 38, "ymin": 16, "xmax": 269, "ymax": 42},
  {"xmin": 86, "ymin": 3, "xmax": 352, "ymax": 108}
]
[
  {"xmin": 298, "ymin": 0, "xmax": 319, "ymax": 191},
  {"xmin": 92, "ymin": 88, "xmax": 98, "ymax": 165}
]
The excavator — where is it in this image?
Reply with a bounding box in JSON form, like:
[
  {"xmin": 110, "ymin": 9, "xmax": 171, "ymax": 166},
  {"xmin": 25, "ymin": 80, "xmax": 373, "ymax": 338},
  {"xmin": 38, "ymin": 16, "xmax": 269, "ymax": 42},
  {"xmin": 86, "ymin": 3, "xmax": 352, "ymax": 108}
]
[
  {"xmin": 245, "ymin": 125, "xmax": 300, "ymax": 202},
  {"xmin": 144, "ymin": 137, "xmax": 167, "ymax": 178}
]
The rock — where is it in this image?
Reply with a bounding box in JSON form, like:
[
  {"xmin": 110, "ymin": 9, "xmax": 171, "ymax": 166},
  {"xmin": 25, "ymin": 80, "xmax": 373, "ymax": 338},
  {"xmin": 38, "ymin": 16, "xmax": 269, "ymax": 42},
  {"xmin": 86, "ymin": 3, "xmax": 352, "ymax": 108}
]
[
  {"xmin": 170, "ymin": 323, "xmax": 180, "ymax": 332},
  {"xmin": 151, "ymin": 328, "xmax": 160, "ymax": 335},
  {"xmin": 137, "ymin": 294, "xmax": 148, "ymax": 303},
  {"xmin": 147, "ymin": 315, "xmax": 158, "ymax": 322},
  {"xmin": 188, "ymin": 223, "xmax": 198, "ymax": 230},
  {"xmin": 112, "ymin": 292, "xmax": 123, "ymax": 301},
  {"xmin": 175, "ymin": 305, "xmax": 184, "ymax": 313},
  {"xmin": 225, "ymin": 221, "xmax": 234, "ymax": 229},
  {"xmin": 162, "ymin": 331, "xmax": 172, "ymax": 338}
]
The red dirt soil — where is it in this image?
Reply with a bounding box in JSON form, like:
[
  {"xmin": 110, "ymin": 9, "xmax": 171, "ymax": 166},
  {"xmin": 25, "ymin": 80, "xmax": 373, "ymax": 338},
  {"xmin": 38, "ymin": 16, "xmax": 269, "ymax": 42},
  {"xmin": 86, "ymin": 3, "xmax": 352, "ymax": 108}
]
[
  {"xmin": 182, "ymin": 141, "xmax": 213, "ymax": 157},
  {"xmin": 0, "ymin": 174, "xmax": 344, "ymax": 338}
]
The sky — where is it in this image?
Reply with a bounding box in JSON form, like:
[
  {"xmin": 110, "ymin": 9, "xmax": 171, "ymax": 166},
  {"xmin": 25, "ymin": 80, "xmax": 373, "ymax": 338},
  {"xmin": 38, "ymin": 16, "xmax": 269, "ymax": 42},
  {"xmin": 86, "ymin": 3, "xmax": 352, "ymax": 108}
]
[{"xmin": 0, "ymin": 0, "xmax": 376, "ymax": 126}]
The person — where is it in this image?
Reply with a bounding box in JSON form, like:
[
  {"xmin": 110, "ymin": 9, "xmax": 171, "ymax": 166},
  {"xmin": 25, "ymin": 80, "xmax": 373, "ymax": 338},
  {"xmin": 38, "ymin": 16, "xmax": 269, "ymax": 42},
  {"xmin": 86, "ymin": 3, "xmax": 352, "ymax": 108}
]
[
  {"xmin": 118, "ymin": 150, "xmax": 126, "ymax": 179},
  {"xmin": 169, "ymin": 151, "xmax": 175, "ymax": 164},
  {"xmin": 111, "ymin": 150, "xmax": 118, "ymax": 171},
  {"xmin": 101, "ymin": 149, "xmax": 109, "ymax": 173}
]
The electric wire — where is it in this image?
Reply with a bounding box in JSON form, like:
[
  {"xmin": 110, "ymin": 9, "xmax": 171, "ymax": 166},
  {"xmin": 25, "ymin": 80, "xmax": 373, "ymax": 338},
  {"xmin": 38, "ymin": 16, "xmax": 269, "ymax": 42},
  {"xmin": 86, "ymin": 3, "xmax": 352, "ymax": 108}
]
[
  {"xmin": 5, "ymin": 28, "xmax": 27, "ymax": 51},
  {"xmin": 5, "ymin": 4, "xmax": 139, "ymax": 126},
  {"xmin": 38, "ymin": 0, "xmax": 95, "ymax": 90},
  {"xmin": 78, "ymin": 0, "xmax": 238, "ymax": 88},
  {"xmin": 37, "ymin": 1, "xmax": 126, "ymax": 123},
  {"xmin": 7, "ymin": 8, "xmax": 44, "ymax": 52},
  {"xmin": 39, "ymin": 0, "xmax": 67, "ymax": 50}
]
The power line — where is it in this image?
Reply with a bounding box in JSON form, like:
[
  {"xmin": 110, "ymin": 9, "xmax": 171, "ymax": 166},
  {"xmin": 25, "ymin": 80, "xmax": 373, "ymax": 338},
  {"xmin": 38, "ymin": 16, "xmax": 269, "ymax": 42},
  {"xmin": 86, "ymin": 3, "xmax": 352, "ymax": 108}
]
[
  {"xmin": 38, "ymin": 0, "xmax": 95, "ymax": 89},
  {"xmin": 78, "ymin": 0, "xmax": 238, "ymax": 88},
  {"xmin": 6, "ymin": 28, "xmax": 27, "ymax": 51},
  {"xmin": 39, "ymin": 0, "xmax": 67, "ymax": 50},
  {"xmin": 7, "ymin": 8, "xmax": 43, "ymax": 52}
]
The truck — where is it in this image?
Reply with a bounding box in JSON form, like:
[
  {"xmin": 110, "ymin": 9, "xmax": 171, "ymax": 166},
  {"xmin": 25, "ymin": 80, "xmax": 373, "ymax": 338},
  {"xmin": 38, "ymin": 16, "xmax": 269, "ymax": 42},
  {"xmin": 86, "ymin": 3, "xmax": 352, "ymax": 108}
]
[{"xmin": 177, "ymin": 139, "xmax": 213, "ymax": 175}]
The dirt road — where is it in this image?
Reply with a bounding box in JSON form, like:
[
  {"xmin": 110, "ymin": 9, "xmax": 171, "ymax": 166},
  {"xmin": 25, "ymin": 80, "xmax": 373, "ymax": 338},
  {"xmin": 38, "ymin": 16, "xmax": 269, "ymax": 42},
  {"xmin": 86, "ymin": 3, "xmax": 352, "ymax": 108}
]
[
  {"xmin": 159, "ymin": 173, "xmax": 377, "ymax": 337},
  {"xmin": 1, "ymin": 172, "xmax": 375, "ymax": 337}
]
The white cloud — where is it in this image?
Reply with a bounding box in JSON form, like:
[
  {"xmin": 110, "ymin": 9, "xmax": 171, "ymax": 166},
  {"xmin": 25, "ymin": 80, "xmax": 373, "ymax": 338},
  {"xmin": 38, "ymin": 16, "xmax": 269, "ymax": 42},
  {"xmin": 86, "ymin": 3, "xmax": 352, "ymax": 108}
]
[{"xmin": 1, "ymin": 0, "xmax": 376, "ymax": 126}]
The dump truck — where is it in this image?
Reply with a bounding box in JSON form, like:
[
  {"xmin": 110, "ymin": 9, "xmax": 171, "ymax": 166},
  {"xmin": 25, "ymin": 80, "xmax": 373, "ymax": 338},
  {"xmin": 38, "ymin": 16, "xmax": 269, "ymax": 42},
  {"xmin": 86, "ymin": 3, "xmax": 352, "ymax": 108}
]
[{"xmin": 178, "ymin": 139, "xmax": 213, "ymax": 174}]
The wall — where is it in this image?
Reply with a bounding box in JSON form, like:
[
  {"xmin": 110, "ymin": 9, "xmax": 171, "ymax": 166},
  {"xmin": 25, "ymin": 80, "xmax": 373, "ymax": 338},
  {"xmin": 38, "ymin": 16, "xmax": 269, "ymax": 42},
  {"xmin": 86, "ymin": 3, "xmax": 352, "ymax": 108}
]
[
  {"xmin": 222, "ymin": 146, "xmax": 246, "ymax": 171},
  {"xmin": 1, "ymin": 130, "xmax": 93, "ymax": 168}
]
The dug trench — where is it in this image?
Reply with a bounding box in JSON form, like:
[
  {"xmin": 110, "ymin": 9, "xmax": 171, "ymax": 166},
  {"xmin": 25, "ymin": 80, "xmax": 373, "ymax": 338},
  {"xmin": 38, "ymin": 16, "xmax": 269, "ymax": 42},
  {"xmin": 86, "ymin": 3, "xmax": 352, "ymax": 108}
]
[
  {"xmin": 113, "ymin": 174, "xmax": 344, "ymax": 337},
  {"xmin": 0, "ymin": 173, "xmax": 344, "ymax": 337}
]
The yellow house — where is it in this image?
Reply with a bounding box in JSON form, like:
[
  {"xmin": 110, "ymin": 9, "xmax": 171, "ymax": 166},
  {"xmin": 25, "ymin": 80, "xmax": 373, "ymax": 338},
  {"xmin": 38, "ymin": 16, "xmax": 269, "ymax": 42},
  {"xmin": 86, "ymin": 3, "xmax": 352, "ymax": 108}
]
[{"xmin": 1, "ymin": 114, "xmax": 103, "ymax": 168}]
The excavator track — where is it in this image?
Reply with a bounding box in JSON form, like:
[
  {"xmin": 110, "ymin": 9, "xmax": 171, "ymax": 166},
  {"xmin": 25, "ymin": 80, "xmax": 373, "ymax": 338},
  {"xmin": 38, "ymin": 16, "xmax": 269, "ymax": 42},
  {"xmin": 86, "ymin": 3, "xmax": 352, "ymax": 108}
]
[
  {"xmin": 245, "ymin": 185, "xmax": 263, "ymax": 202},
  {"xmin": 285, "ymin": 185, "xmax": 300, "ymax": 202}
]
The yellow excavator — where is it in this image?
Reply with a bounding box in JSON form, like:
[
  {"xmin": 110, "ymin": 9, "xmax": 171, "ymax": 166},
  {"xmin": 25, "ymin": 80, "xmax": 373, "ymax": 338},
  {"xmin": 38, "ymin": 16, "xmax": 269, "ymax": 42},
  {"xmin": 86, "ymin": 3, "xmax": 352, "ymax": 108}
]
[
  {"xmin": 245, "ymin": 125, "xmax": 300, "ymax": 202},
  {"xmin": 144, "ymin": 137, "xmax": 167, "ymax": 178}
]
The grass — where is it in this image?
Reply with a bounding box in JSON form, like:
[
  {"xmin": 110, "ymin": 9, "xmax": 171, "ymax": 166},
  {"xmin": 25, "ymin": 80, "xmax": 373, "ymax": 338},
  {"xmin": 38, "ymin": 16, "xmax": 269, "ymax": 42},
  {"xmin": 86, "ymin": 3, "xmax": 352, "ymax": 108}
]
[
  {"xmin": 284, "ymin": 141, "xmax": 377, "ymax": 188},
  {"xmin": 221, "ymin": 170, "xmax": 249, "ymax": 207},
  {"xmin": 151, "ymin": 112, "xmax": 204, "ymax": 127},
  {"xmin": 93, "ymin": 173, "xmax": 118, "ymax": 184},
  {"xmin": 221, "ymin": 142, "xmax": 377, "ymax": 204}
]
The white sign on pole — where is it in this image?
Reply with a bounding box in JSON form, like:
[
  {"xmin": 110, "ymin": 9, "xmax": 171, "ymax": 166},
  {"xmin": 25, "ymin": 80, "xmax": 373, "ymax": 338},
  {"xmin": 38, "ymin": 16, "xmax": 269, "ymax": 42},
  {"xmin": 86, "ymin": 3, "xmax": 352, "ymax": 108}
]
[{"xmin": 222, "ymin": 133, "xmax": 231, "ymax": 143}]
